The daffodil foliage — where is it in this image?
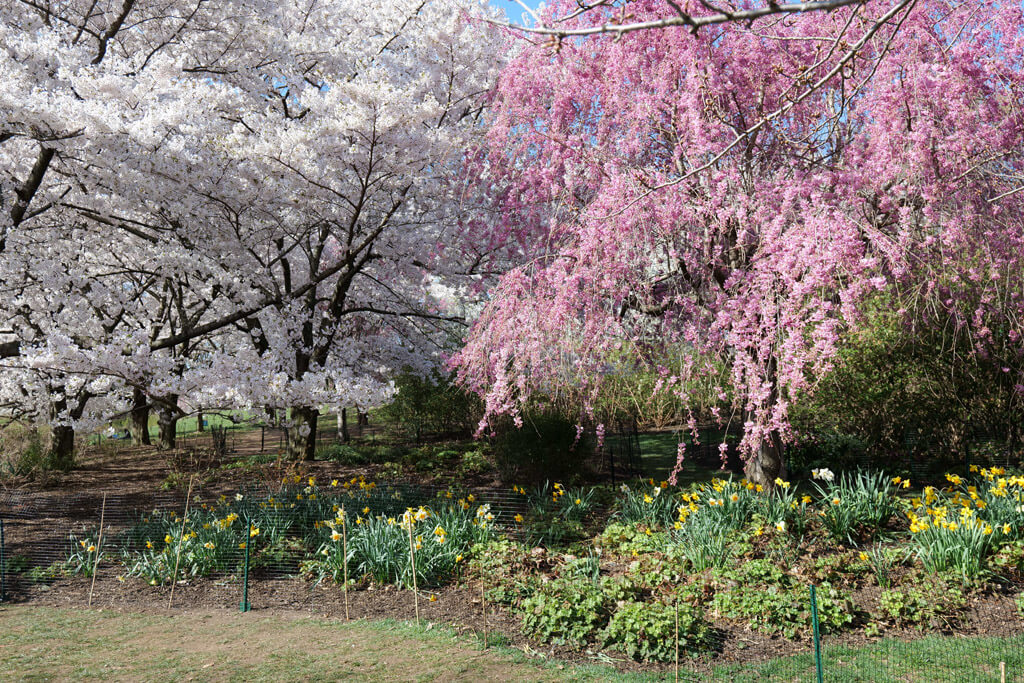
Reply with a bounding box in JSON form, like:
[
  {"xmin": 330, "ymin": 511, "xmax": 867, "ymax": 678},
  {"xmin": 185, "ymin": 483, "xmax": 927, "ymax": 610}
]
[{"xmin": 453, "ymin": 0, "xmax": 1024, "ymax": 485}]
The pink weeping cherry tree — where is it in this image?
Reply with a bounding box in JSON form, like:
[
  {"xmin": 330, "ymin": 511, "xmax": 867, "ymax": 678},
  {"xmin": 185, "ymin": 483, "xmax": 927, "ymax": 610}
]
[{"xmin": 454, "ymin": 0, "xmax": 1024, "ymax": 487}]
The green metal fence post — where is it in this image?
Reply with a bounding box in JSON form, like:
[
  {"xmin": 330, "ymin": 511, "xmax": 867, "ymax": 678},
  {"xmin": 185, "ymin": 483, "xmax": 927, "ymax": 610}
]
[
  {"xmin": 239, "ymin": 522, "xmax": 251, "ymax": 612},
  {"xmin": 0, "ymin": 516, "xmax": 6, "ymax": 603},
  {"xmin": 810, "ymin": 584, "xmax": 824, "ymax": 683}
]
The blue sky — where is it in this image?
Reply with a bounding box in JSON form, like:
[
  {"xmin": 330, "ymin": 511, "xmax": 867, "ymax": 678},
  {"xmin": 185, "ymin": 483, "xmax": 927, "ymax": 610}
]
[{"xmin": 489, "ymin": 0, "xmax": 541, "ymax": 23}]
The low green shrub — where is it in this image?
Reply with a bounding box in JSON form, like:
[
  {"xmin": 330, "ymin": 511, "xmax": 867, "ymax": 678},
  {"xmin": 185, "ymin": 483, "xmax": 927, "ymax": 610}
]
[
  {"xmin": 521, "ymin": 577, "xmax": 610, "ymax": 645},
  {"xmin": 603, "ymin": 598, "xmax": 711, "ymax": 661},
  {"xmin": 458, "ymin": 449, "xmax": 489, "ymax": 475},
  {"xmin": 469, "ymin": 539, "xmax": 540, "ymax": 605}
]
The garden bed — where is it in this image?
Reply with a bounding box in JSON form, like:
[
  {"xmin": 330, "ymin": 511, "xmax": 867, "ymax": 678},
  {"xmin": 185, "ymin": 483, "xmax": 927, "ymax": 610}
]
[{"xmin": 3, "ymin": 442, "xmax": 1024, "ymax": 678}]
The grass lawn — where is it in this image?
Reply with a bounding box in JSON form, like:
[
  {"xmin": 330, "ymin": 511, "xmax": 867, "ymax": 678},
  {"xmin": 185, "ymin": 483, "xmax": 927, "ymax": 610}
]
[
  {"xmin": 3, "ymin": 605, "xmax": 1019, "ymax": 682},
  {"xmin": 633, "ymin": 429, "xmax": 739, "ymax": 483},
  {"xmin": 0, "ymin": 606, "xmax": 648, "ymax": 682}
]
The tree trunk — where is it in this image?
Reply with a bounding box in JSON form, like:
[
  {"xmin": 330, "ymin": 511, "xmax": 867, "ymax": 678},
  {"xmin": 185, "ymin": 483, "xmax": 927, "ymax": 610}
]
[
  {"xmin": 47, "ymin": 388, "xmax": 84, "ymax": 470},
  {"xmin": 287, "ymin": 406, "xmax": 319, "ymax": 461},
  {"xmin": 156, "ymin": 397, "xmax": 179, "ymax": 450},
  {"xmin": 743, "ymin": 429, "xmax": 787, "ymax": 489},
  {"xmin": 49, "ymin": 425, "xmax": 76, "ymax": 470},
  {"xmin": 130, "ymin": 387, "xmax": 151, "ymax": 446},
  {"xmin": 197, "ymin": 409, "xmax": 205, "ymax": 432},
  {"xmin": 338, "ymin": 408, "xmax": 350, "ymax": 443}
]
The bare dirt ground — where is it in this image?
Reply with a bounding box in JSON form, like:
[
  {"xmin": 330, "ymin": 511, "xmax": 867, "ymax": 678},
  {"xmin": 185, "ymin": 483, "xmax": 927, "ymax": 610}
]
[{"xmin": 2, "ymin": 424, "xmax": 505, "ymax": 497}]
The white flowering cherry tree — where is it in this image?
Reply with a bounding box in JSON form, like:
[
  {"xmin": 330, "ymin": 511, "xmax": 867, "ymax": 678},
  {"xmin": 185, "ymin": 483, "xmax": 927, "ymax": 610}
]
[{"xmin": 0, "ymin": 0, "xmax": 506, "ymax": 461}]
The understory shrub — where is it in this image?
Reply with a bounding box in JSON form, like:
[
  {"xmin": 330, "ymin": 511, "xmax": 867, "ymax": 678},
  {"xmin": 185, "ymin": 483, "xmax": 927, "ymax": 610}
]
[
  {"xmin": 376, "ymin": 368, "xmax": 481, "ymax": 441},
  {"xmin": 0, "ymin": 425, "xmax": 63, "ymax": 478},
  {"xmin": 490, "ymin": 410, "xmax": 593, "ymax": 484}
]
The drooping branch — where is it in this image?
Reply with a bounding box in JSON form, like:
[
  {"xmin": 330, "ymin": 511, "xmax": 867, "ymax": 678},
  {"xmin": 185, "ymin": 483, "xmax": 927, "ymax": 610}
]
[{"xmin": 497, "ymin": 0, "xmax": 873, "ymax": 38}]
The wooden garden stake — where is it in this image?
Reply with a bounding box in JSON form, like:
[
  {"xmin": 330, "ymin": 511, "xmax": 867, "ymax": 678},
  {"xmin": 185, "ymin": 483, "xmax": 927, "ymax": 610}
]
[
  {"xmin": 87, "ymin": 493, "xmax": 107, "ymax": 607},
  {"xmin": 341, "ymin": 506, "xmax": 349, "ymax": 621},
  {"xmin": 1000, "ymin": 661, "xmax": 1006, "ymax": 683},
  {"xmin": 481, "ymin": 580, "xmax": 488, "ymax": 649},
  {"xmin": 674, "ymin": 600, "xmax": 680, "ymax": 683},
  {"xmin": 407, "ymin": 519, "xmax": 419, "ymax": 626},
  {"xmin": 168, "ymin": 476, "xmax": 195, "ymax": 608}
]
